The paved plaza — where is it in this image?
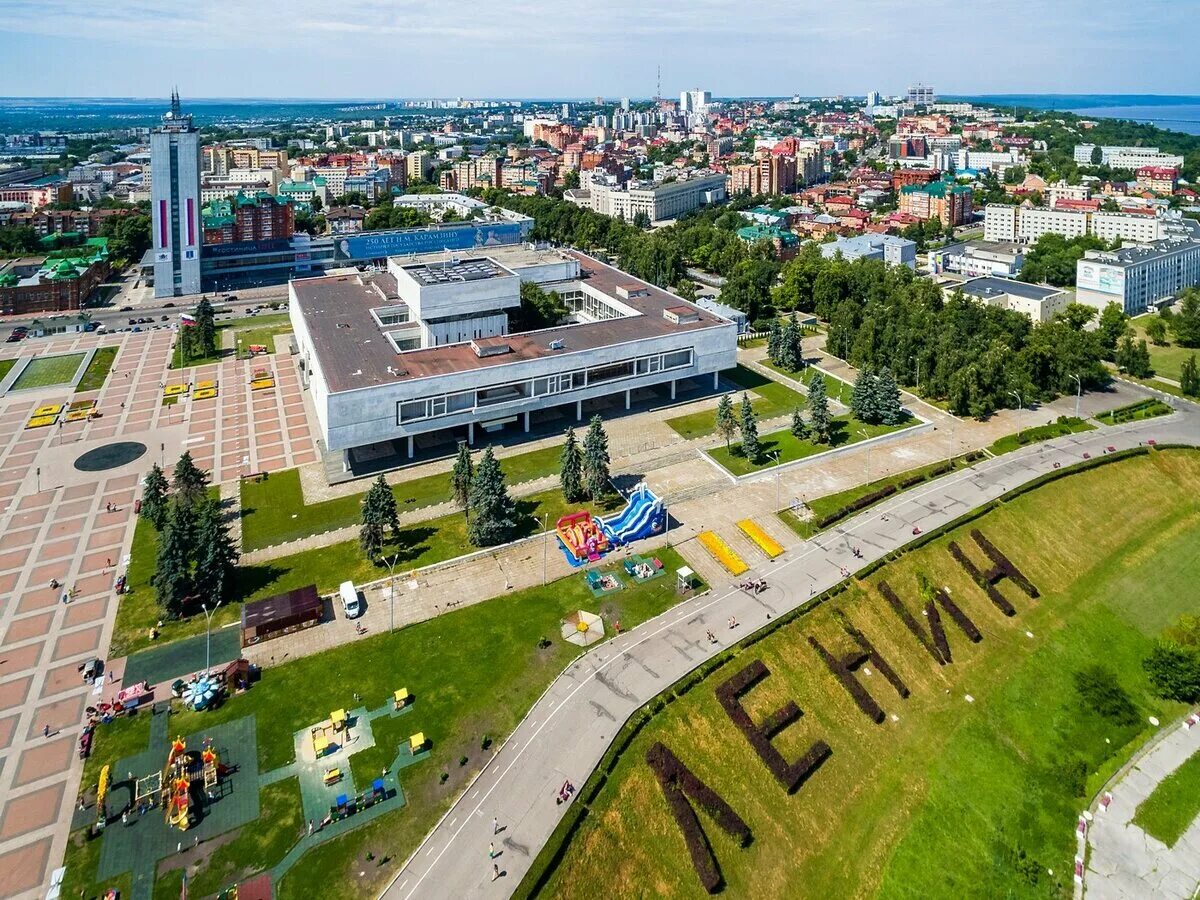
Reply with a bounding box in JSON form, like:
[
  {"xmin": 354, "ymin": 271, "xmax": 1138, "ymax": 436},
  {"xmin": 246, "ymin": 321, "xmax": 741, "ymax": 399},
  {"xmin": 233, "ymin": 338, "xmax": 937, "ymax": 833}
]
[{"xmin": 0, "ymin": 327, "xmax": 315, "ymax": 898}]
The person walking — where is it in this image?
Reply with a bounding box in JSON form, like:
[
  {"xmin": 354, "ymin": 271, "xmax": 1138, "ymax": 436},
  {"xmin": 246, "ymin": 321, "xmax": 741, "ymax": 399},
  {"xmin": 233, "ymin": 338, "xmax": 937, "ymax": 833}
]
[
  {"xmin": 43, "ymin": 724, "xmax": 49, "ymax": 738},
  {"xmin": 492, "ymin": 864, "xmax": 500, "ymax": 882},
  {"xmin": 488, "ymin": 842, "xmax": 495, "ymax": 859},
  {"xmin": 492, "ymin": 816, "xmax": 499, "ymax": 835}
]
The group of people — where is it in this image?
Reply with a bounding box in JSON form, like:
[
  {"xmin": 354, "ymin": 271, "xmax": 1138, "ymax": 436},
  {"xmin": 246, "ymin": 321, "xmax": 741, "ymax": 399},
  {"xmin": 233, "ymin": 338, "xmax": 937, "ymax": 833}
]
[
  {"xmin": 555, "ymin": 779, "xmax": 575, "ymax": 805},
  {"xmin": 52, "ymin": 580, "xmax": 79, "ymax": 604},
  {"xmin": 739, "ymin": 577, "xmax": 768, "ymax": 594}
]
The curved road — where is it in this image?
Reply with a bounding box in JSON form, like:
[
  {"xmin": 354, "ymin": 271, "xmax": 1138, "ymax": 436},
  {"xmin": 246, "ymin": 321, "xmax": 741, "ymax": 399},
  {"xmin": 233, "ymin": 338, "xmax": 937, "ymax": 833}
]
[{"xmin": 381, "ymin": 408, "xmax": 1200, "ymax": 900}]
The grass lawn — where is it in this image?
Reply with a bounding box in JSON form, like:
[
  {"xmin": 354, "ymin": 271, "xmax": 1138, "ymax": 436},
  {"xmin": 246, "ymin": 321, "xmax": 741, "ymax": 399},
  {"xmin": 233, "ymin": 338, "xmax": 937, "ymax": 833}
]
[
  {"xmin": 665, "ymin": 365, "xmax": 807, "ymax": 440},
  {"xmin": 75, "ymin": 346, "xmax": 118, "ymax": 393},
  {"xmin": 1133, "ymin": 748, "xmax": 1200, "ymax": 847},
  {"xmin": 169, "ymin": 314, "xmax": 293, "ymax": 369},
  {"xmin": 708, "ymin": 414, "xmax": 914, "ymax": 476},
  {"xmin": 1096, "ymin": 398, "xmax": 1174, "ymax": 426},
  {"xmin": 155, "ymin": 777, "xmax": 305, "ymax": 897},
  {"xmin": 0, "ymin": 358, "xmax": 15, "ymax": 382},
  {"xmin": 1131, "ymin": 315, "xmax": 1198, "ymax": 382},
  {"xmin": 114, "ymin": 484, "xmax": 623, "ymax": 656},
  {"xmin": 10, "ymin": 351, "xmax": 85, "ymax": 389},
  {"xmin": 538, "ymin": 449, "xmax": 1200, "ymax": 900},
  {"xmin": 240, "ymin": 443, "xmax": 564, "ymax": 552},
  {"xmin": 69, "ymin": 547, "xmax": 703, "ymax": 900},
  {"xmin": 761, "ymin": 359, "xmax": 853, "ymax": 405},
  {"xmin": 778, "ymin": 454, "xmax": 978, "ymax": 539},
  {"xmin": 988, "ymin": 416, "xmax": 1095, "ymax": 456}
]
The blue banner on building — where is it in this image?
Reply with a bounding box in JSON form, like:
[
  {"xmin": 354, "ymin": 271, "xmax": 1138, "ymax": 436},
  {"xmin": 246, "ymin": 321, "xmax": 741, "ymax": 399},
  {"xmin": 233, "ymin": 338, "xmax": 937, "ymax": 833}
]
[{"xmin": 333, "ymin": 221, "xmax": 527, "ymax": 261}]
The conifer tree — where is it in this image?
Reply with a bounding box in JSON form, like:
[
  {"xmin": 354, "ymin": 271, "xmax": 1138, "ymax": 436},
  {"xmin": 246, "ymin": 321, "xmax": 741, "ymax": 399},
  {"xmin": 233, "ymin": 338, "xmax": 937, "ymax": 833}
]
[
  {"xmin": 193, "ymin": 498, "xmax": 239, "ymax": 603},
  {"xmin": 451, "ymin": 442, "xmax": 474, "ymax": 520},
  {"xmin": 152, "ymin": 503, "xmax": 193, "ymax": 618},
  {"xmin": 779, "ymin": 313, "xmax": 801, "ymax": 372},
  {"xmin": 468, "ymin": 447, "xmax": 517, "ymax": 546},
  {"xmin": 807, "ymin": 372, "xmax": 831, "ymax": 443},
  {"xmin": 766, "ymin": 319, "xmax": 782, "ymax": 365},
  {"xmin": 195, "ymin": 296, "xmax": 218, "ymax": 358},
  {"xmin": 715, "ymin": 394, "xmax": 738, "ymax": 450},
  {"xmin": 850, "ymin": 366, "xmax": 877, "ymax": 423},
  {"xmin": 875, "ymin": 367, "xmax": 904, "ymax": 425},
  {"xmin": 790, "ymin": 406, "xmax": 809, "ymax": 440},
  {"xmin": 582, "ymin": 415, "xmax": 611, "ymax": 500},
  {"xmin": 738, "ymin": 392, "xmax": 762, "ymax": 463},
  {"xmin": 559, "ymin": 427, "xmax": 584, "ymax": 502},
  {"xmin": 140, "ymin": 462, "xmax": 170, "ymax": 531},
  {"xmin": 1181, "ymin": 354, "xmax": 1199, "ymax": 397},
  {"xmin": 172, "ymin": 451, "xmax": 209, "ymax": 511},
  {"xmin": 359, "ymin": 477, "xmax": 391, "ymax": 560}
]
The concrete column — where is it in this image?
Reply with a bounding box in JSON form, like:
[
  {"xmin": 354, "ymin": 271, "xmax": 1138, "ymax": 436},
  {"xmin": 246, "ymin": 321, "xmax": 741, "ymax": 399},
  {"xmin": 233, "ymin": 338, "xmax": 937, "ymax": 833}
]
[
  {"xmin": 670, "ymin": 379, "xmax": 677, "ymax": 400},
  {"xmin": 576, "ymin": 399, "xmax": 583, "ymax": 421},
  {"xmin": 407, "ymin": 435, "xmax": 414, "ymax": 459},
  {"xmin": 468, "ymin": 422, "xmax": 475, "ymax": 445},
  {"xmin": 342, "ymin": 450, "xmax": 350, "ymax": 473},
  {"xmin": 625, "ymin": 389, "xmax": 631, "ymax": 410},
  {"xmin": 712, "ymin": 371, "xmax": 719, "ymax": 390},
  {"xmin": 523, "ymin": 411, "xmax": 531, "ymax": 433}
]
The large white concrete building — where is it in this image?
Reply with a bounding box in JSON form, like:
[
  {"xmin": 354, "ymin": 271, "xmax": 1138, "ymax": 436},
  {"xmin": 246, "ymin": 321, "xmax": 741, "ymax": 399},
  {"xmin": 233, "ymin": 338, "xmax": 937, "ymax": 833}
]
[
  {"xmin": 820, "ymin": 233, "xmax": 917, "ymax": 269},
  {"xmin": 565, "ymin": 172, "xmax": 727, "ymax": 224},
  {"xmin": 953, "ymin": 276, "xmax": 1069, "ymax": 323},
  {"xmin": 289, "ymin": 247, "xmax": 737, "ymax": 469},
  {"xmin": 150, "ymin": 92, "xmax": 202, "ymax": 297},
  {"xmin": 1073, "ymin": 144, "xmax": 1185, "ymax": 169},
  {"xmin": 984, "ymin": 204, "xmax": 1165, "ymax": 245},
  {"xmin": 1076, "ymin": 223, "xmax": 1200, "ymax": 315}
]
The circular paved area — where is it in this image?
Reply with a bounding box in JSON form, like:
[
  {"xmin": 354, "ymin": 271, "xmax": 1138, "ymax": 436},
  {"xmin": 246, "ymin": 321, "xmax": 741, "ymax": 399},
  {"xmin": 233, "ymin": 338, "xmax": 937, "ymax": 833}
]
[{"xmin": 73, "ymin": 442, "xmax": 147, "ymax": 472}]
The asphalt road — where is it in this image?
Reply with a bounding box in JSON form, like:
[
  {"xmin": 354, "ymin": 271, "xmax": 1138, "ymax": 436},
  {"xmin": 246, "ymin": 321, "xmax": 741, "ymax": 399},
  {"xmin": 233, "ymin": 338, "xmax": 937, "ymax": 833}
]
[
  {"xmin": 380, "ymin": 410, "xmax": 1200, "ymax": 900},
  {"xmin": 0, "ymin": 295, "xmax": 286, "ymax": 340}
]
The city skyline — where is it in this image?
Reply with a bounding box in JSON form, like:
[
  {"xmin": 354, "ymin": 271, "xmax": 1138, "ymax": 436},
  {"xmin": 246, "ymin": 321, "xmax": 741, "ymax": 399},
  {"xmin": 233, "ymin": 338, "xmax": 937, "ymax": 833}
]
[{"xmin": 1, "ymin": 0, "xmax": 1198, "ymax": 98}]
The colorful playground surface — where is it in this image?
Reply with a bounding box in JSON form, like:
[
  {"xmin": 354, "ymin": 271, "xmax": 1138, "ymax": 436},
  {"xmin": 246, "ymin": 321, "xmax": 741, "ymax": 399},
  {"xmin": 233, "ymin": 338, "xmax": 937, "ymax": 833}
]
[
  {"xmin": 81, "ymin": 693, "xmax": 427, "ymax": 898},
  {"xmin": 698, "ymin": 530, "xmax": 749, "ymax": 575}
]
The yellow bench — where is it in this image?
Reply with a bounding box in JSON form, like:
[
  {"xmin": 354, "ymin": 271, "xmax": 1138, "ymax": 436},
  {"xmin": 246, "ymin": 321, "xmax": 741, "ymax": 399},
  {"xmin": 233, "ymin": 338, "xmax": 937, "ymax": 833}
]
[
  {"xmin": 193, "ymin": 388, "xmax": 218, "ymax": 400},
  {"xmin": 65, "ymin": 409, "xmax": 93, "ymax": 422},
  {"xmin": 195, "ymin": 379, "xmax": 217, "ymax": 390},
  {"xmin": 737, "ymin": 519, "xmax": 784, "ymax": 559},
  {"xmin": 323, "ymin": 767, "xmax": 342, "ymax": 785},
  {"xmin": 698, "ymin": 531, "xmax": 748, "ymax": 576}
]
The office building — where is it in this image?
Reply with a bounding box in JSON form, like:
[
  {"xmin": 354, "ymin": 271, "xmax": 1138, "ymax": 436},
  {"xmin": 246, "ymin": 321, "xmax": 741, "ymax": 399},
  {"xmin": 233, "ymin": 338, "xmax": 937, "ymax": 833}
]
[
  {"xmin": 955, "ymin": 148, "xmax": 1022, "ymax": 172},
  {"xmin": 820, "ymin": 233, "xmax": 917, "ymax": 269},
  {"xmin": 405, "ymin": 151, "xmax": 434, "ymax": 183},
  {"xmin": 150, "ymin": 91, "xmax": 203, "ymax": 297},
  {"xmin": 1076, "ymin": 226, "xmax": 1200, "ymax": 315},
  {"xmin": 288, "ymin": 247, "xmax": 737, "ymax": 469},
  {"xmin": 983, "ymin": 203, "xmax": 1165, "ymax": 245},
  {"xmin": 1073, "ymin": 144, "xmax": 1185, "ymax": 169},
  {"xmin": 679, "ymin": 90, "xmax": 712, "ymax": 115},
  {"xmin": 955, "ymin": 276, "xmax": 1069, "ymax": 323},
  {"xmin": 932, "ymin": 241, "xmax": 1025, "ymax": 278},
  {"xmin": 201, "ymin": 192, "xmax": 294, "ymax": 245},
  {"xmin": 906, "ymin": 83, "xmax": 935, "ymax": 105}
]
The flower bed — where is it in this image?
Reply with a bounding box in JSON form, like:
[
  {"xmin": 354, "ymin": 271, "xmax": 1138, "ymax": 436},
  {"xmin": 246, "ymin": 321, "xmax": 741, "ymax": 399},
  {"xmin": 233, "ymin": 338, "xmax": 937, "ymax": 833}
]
[
  {"xmin": 814, "ymin": 484, "xmax": 897, "ymax": 529},
  {"xmin": 947, "ymin": 528, "xmax": 1040, "ymax": 617},
  {"xmin": 736, "ymin": 519, "xmax": 784, "ymax": 559},
  {"xmin": 698, "ymin": 531, "xmax": 748, "ymax": 576}
]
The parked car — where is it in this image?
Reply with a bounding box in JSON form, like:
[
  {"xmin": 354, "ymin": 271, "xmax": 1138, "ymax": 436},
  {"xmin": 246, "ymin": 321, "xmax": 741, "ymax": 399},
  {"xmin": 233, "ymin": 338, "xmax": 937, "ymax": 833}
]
[
  {"xmin": 118, "ymin": 305, "xmax": 133, "ymax": 312},
  {"xmin": 128, "ymin": 318, "xmax": 137, "ymax": 325},
  {"xmin": 132, "ymin": 326, "xmax": 141, "ymax": 332},
  {"xmin": 161, "ymin": 315, "xmax": 169, "ymax": 321},
  {"xmin": 5, "ymin": 333, "xmax": 19, "ymax": 343},
  {"xmin": 163, "ymin": 302, "xmax": 175, "ymax": 308}
]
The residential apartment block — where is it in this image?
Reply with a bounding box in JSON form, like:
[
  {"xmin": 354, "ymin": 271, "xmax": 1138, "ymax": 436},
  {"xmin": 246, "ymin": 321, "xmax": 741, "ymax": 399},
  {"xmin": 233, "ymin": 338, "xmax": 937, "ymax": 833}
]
[
  {"xmin": 983, "ymin": 203, "xmax": 1164, "ymax": 245},
  {"xmin": 1073, "ymin": 144, "xmax": 1185, "ymax": 169},
  {"xmin": 565, "ymin": 172, "xmax": 727, "ymax": 224}
]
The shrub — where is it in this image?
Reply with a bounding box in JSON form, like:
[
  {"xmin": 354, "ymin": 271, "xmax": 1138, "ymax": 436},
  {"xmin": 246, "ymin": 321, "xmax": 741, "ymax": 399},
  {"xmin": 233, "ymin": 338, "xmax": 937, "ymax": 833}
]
[
  {"xmin": 1143, "ymin": 641, "xmax": 1200, "ymax": 702},
  {"xmin": 815, "ymin": 484, "xmax": 897, "ymax": 528},
  {"xmin": 1050, "ymin": 755, "xmax": 1089, "ymax": 798}
]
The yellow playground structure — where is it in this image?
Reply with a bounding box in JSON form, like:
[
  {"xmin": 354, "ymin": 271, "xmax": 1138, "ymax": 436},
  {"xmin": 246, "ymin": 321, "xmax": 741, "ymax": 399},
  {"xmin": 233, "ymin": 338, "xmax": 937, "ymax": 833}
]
[{"xmin": 160, "ymin": 736, "xmax": 221, "ymax": 831}]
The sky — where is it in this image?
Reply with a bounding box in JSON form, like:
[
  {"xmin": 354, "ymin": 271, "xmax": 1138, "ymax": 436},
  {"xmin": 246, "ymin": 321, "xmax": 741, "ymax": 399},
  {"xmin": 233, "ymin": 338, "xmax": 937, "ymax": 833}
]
[{"xmin": 1, "ymin": 0, "xmax": 1198, "ymax": 99}]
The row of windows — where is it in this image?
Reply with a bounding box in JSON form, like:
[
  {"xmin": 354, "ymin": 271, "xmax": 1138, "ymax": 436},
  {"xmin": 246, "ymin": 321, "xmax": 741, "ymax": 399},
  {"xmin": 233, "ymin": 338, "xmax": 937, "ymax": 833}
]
[{"xmin": 396, "ymin": 348, "xmax": 694, "ymax": 425}]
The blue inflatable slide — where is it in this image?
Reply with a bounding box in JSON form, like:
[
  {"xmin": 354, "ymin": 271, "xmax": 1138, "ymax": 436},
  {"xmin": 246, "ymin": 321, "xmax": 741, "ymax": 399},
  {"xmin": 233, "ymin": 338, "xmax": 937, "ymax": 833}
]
[{"xmin": 601, "ymin": 484, "xmax": 666, "ymax": 546}]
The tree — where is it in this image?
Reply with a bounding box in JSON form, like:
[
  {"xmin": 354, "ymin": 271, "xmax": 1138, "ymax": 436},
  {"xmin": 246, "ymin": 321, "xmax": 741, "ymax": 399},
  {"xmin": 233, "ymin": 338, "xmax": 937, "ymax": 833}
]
[
  {"xmin": 140, "ymin": 463, "xmax": 170, "ymax": 530},
  {"xmin": 467, "ymin": 447, "xmax": 517, "ymax": 546},
  {"xmin": 373, "ymin": 474, "xmax": 400, "ymax": 538},
  {"xmin": 790, "ymin": 407, "xmax": 809, "ymax": 440},
  {"xmin": 359, "ymin": 477, "xmax": 391, "ymax": 560},
  {"xmin": 1181, "ymin": 354, "xmax": 1200, "ymax": 397},
  {"xmin": 714, "ymin": 394, "xmax": 738, "ymax": 450},
  {"xmin": 171, "ymin": 452, "xmax": 209, "ymax": 536},
  {"xmin": 675, "ymin": 279, "xmax": 698, "ymax": 302},
  {"xmin": 1145, "ymin": 315, "xmax": 1169, "ymax": 346},
  {"xmin": 559, "ymin": 427, "xmax": 584, "ymax": 502},
  {"xmin": 766, "ymin": 319, "xmax": 783, "ymax": 364},
  {"xmin": 1144, "ymin": 641, "xmax": 1200, "ymax": 702},
  {"xmin": 1115, "ymin": 335, "xmax": 1153, "ymax": 378},
  {"xmin": 511, "ymin": 281, "xmax": 568, "ymax": 332},
  {"xmin": 738, "ymin": 393, "xmax": 762, "ymax": 463},
  {"xmin": 152, "ymin": 503, "xmax": 193, "ymax": 619},
  {"xmin": 192, "ymin": 499, "xmax": 239, "ymax": 604},
  {"xmin": 1096, "ymin": 302, "xmax": 1130, "ymax": 353},
  {"xmin": 850, "ymin": 366, "xmax": 878, "ymax": 424},
  {"xmin": 194, "ymin": 296, "xmax": 217, "ymax": 358},
  {"xmin": 582, "ymin": 415, "xmax": 611, "ymax": 500},
  {"xmin": 807, "ymin": 373, "xmax": 831, "ymax": 443},
  {"xmin": 451, "ymin": 442, "xmax": 473, "ymax": 520},
  {"xmin": 1090, "ymin": 145, "xmax": 1103, "ymax": 166},
  {"xmin": 778, "ymin": 313, "xmax": 801, "ymax": 372},
  {"xmin": 1172, "ymin": 290, "xmax": 1200, "ymax": 348},
  {"xmin": 875, "ymin": 367, "xmax": 904, "ymax": 425}
]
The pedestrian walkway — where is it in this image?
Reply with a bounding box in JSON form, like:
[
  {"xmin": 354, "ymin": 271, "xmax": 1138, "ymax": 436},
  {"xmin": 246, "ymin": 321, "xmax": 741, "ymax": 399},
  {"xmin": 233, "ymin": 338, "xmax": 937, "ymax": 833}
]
[{"xmin": 1084, "ymin": 719, "xmax": 1200, "ymax": 899}]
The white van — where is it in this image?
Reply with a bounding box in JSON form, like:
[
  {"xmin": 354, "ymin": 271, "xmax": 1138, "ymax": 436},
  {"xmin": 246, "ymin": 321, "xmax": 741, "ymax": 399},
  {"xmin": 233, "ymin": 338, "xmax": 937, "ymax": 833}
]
[{"xmin": 339, "ymin": 581, "xmax": 362, "ymax": 619}]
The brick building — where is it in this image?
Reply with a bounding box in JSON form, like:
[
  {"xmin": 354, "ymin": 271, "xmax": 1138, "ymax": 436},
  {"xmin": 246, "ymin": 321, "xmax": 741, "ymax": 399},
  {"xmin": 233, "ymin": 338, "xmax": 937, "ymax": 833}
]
[
  {"xmin": 201, "ymin": 192, "xmax": 294, "ymax": 245},
  {"xmin": 899, "ymin": 176, "xmax": 973, "ymax": 226},
  {"xmin": 0, "ymin": 239, "xmax": 111, "ymax": 315}
]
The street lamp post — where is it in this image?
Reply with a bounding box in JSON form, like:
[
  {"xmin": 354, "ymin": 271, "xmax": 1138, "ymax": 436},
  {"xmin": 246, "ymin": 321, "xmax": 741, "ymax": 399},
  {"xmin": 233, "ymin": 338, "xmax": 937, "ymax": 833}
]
[
  {"xmin": 769, "ymin": 450, "xmax": 782, "ymax": 509},
  {"xmin": 201, "ymin": 600, "xmax": 222, "ymax": 675},
  {"xmin": 1070, "ymin": 374, "xmax": 1082, "ymax": 421},
  {"xmin": 1008, "ymin": 390, "xmax": 1024, "ymax": 441},
  {"xmin": 385, "ymin": 553, "xmax": 400, "ymax": 633},
  {"xmin": 541, "ymin": 513, "xmax": 549, "ymax": 586},
  {"xmin": 911, "ymin": 355, "xmax": 920, "ymax": 393}
]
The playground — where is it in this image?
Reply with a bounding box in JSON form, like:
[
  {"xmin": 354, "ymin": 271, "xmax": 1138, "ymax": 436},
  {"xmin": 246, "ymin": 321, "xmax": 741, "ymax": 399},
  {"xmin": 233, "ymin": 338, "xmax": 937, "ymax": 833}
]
[
  {"xmin": 74, "ymin": 691, "xmax": 428, "ymax": 899},
  {"xmin": 557, "ymin": 484, "xmax": 666, "ymax": 567}
]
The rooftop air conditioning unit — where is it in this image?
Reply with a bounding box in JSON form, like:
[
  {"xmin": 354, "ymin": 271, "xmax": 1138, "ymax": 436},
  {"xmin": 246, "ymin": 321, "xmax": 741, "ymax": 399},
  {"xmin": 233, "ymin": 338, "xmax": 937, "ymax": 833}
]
[{"xmin": 548, "ymin": 339, "xmax": 564, "ymax": 350}]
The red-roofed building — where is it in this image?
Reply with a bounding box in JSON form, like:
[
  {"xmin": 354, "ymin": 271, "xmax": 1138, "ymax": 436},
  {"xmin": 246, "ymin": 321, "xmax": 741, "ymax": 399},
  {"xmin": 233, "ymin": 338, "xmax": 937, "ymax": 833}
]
[
  {"xmin": 1136, "ymin": 166, "xmax": 1179, "ymax": 194},
  {"xmin": 892, "ymin": 168, "xmax": 941, "ymax": 192},
  {"xmin": 1053, "ymin": 198, "xmax": 1101, "ymax": 213}
]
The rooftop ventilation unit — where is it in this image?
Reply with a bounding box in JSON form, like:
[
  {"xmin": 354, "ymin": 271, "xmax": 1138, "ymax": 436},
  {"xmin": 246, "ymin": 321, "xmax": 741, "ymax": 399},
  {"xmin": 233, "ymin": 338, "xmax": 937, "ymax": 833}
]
[
  {"xmin": 663, "ymin": 306, "xmax": 700, "ymax": 325},
  {"xmin": 471, "ymin": 340, "xmax": 512, "ymax": 358},
  {"xmin": 548, "ymin": 339, "xmax": 564, "ymax": 350}
]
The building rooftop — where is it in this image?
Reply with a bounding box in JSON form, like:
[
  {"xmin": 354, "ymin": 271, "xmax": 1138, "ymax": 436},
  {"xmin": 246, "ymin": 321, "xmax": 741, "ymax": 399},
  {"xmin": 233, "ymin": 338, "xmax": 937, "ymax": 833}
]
[
  {"xmin": 404, "ymin": 258, "xmax": 505, "ymax": 286},
  {"xmin": 959, "ymin": 276, "xmax": 1060, "ymax": 301},
  {"xmin": 291, "ymin": 249, "xmax": 729, "ymax": 392}
]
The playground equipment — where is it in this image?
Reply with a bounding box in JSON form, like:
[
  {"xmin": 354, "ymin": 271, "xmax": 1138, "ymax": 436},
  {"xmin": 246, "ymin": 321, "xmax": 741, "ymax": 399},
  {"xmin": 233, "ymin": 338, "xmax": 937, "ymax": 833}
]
[
  {"xmin": 163, "ymin": 737, "xmax": 193, "ymax": 831},
  {"xmin": 601, "ymin": 484, "xmax": 666, "ymax": 546},
  {"xmin": 561, "ymin": 610, "xmax": 605, "ymax": 647},
  {"xmin": 311, "ymin": 721, "xmax": 339, "ymax": 758},
  {"xmin": 96, "ymin": 765, "xmax": 110, "ymax": 829},
  {"xmin": 201, "ymin": 738, "xmax": 220, "ymax": 796},
  {"xmin": 181, "ymin": 675, "xmax": 221, "ymax": 711},
  {"xmin": 556, "ymin": 510, "xmax": 610, "ymax": 564}
]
